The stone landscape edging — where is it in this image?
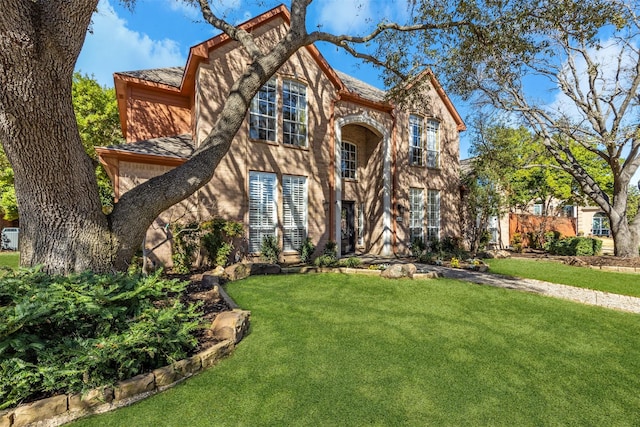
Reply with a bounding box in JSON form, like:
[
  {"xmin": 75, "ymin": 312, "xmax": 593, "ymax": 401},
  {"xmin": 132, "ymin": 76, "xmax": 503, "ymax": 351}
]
[{"xmin": 0, "ymin": 274, "xmax": 250, "ymax": 427}]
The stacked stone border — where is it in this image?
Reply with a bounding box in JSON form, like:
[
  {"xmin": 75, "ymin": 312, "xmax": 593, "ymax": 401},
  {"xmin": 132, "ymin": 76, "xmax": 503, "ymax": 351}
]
[{"xmin": 0, "ymin": 277, "xmax": 250, "ymax": 427}]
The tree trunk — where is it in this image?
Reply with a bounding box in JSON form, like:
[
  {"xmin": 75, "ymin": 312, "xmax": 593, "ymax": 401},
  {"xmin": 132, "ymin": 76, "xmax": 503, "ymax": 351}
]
[{"xmin": 610, "ymin": 214, "xmax": 640, "ymax": 257}]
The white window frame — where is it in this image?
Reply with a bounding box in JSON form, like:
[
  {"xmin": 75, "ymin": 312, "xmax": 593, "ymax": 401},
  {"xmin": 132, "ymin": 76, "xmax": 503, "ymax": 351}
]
[
  {"xmin": 427, "ymin": 189, "xmax": 440, "ymax": 242},
  {"xmin": 282, "ymin": 80, "xmax": 307, "ymax": 147},
  {"xmin": 426, "ymin": 119, "xmax": 440, "ymax": 168},
  {"xmin": 533, "ymin": 202, "xmax": 543, "ymax": 216},
  {"xmin": 409, "ymin": 188, "xmax": 424, "ymax": 243},
  {"xmin": 282, "ymin": 175, "xmax": 308, "ymax": 252},
  {"xmin": 249, "ymin": 79, "xmax": 277, "ymax": 142},
  {"xmin": 341, "ymin": 141, "xmax": 357, "ymax": 180},
  {"xmin": 409, "ymin": 114, "xmax": 424, "ymax": 166},
  {"xmin": 248, "ymin": 172, "xmax": 278, "ymax": 253},
  {"xmin": 358, "ymin": 204, "xmax": 364, "ymax": 246}
]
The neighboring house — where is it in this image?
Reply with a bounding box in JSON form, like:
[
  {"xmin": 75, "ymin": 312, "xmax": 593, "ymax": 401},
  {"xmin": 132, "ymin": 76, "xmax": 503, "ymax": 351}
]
[
  {"xmin": 461, "ymin": 158, "xmax": 611, "ymax": 250},
  {"xmin": 97, "ymin": 5, "xmax": 465, "ymax": 266}
]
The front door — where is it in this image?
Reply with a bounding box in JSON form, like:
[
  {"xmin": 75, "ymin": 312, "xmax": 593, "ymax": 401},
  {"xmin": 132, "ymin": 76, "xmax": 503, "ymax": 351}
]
[{"xmin": 341, "ymin": 201, "xmax": 355, "ymax": 255}]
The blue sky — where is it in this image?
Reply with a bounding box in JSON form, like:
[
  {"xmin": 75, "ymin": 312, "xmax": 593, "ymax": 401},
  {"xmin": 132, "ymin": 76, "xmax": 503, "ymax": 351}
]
[{"xmin": 75, "ymin": 0, "xmax": 474, "ymax": 157}]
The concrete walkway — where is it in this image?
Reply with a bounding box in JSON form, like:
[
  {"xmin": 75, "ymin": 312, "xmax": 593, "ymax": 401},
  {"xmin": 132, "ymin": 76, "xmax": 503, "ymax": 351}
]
[
  {"xmin": 354, "ymin": 255, "xmax": 640, "ymax": 313},
  {"xmin": 424, "ymin": 264, "xmax": 640, "ymax": 314}
]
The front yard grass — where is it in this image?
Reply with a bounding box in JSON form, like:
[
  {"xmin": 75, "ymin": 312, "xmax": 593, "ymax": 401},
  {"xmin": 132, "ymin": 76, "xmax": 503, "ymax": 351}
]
[
  {"xmin": 485, "ymin": 258, "xmax": 640, "ymax": 297},
  {"xmin": 0, "ymin": 252, "xmax": 19, "ymax": 269},
  {"xmin": 74, "ymin": 273, "xmax": 640, "ymax": 426}
]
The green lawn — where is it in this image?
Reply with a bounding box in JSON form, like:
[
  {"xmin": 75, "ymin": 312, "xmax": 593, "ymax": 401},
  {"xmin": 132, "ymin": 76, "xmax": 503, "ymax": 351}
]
[
  {"xmin": 0, "ymin": 252, "xmax": 19, "ymax": 269},
  {"xmin": 74, "ymin": 273, "xmax": 640, "ymax": 426},
  {"xmin": 485, "ymin": 258, "xmax": 640, "ymax": 297}
]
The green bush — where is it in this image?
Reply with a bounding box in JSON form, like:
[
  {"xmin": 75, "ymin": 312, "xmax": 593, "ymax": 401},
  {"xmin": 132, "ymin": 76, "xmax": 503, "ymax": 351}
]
[
  {"xmin": 547, "ymin": 236, "xmax": 601, "ymax": 256},
  {"xmin": 0, "ymin": 268, "xmax": 201, "ymax": 409},
  {"xmin": 337, "ymin": 257, "xmax": 362, "ymax": 268},
  {"xmin": 313, "ymin": 255, "xmax": 337, "ymax": 267},
  {"xmin": 410, "ymin": 238, "xmax": 426, "ymax": 258},
  {"xmin": 201, "ymin": 218, "xmax": 244, "ymax": 268},
  {"xmin": 299, "ymin": 238, "xmax": 315, "ymax": 264},
  {"xmin": 323, "ymin": 240, "xmax": 337, "ymax": 257},
  {"xmin": 260, "ymin": 235, "xmax": 281, "ymax": 264},
  {"xmin": 171, "ymin": 222, "xmax": 200, "ymax": 273}
]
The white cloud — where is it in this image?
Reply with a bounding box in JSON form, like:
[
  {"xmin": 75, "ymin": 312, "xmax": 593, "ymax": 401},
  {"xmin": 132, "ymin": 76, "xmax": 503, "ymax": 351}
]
[
  {"xmin": 166, "ymin": 0, "xmax": 201, "ymax": 20},
  {"xmin": 76, "ymin": 0, "xmax": 186, "ymax": 87}
]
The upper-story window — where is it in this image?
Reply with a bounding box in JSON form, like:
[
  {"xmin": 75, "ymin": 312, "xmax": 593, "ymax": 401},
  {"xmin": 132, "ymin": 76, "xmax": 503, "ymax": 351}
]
[
  {"xmin": 282, "ymin": 80, "xmax": 307, "ymax": 147},
  {"xmin": 409, "ymin": 114, "xmax": 424, "ymax": 166},
  {"xmin": 533, "ymin": 201, "xmax": 543, "ymax": 216},
  {"xmin": 249, "ymin": 79, "xmax": 277, "ymax": 142},
  {"xmin": 341, "ymin": 141, "xmax": 357, "ymax": 180},
  {"xmin": 426, "ymin": 119, "xmax": 440, "ymax": 168}
]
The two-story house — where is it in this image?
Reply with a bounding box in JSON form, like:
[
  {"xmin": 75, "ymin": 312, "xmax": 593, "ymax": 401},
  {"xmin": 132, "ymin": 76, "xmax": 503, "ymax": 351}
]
[{"xmin": 97, "ymin": 5, "xmax": 465, "ymax": 266}]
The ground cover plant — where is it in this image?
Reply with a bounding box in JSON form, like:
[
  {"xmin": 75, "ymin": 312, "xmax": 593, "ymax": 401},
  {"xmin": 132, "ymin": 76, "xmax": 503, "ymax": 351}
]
[
  {"xmin": 485, "ymin": 258, "xmax": 640, "ymax": 297},
  {"xmin": 74, "ymin": 274, "xmax": 640, "ymax": 426},
  {"xmin": 0, "ymin": 268, "xmax": 201, "ymax": 409}
]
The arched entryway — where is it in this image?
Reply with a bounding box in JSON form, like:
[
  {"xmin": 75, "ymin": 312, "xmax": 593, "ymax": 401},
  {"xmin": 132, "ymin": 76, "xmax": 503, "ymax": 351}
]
[{"xmin": 334, "ymin": 114, "xmax": 391, "ymax": 256}]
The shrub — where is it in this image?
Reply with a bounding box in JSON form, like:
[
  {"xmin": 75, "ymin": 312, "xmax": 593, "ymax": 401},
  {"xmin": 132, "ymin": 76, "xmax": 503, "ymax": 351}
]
[
  {"xmin": 323, "ymin": 240, "xmax": 337, "ymax": 257},
  {"xmin": 450, "ymin": 257, "xmax": 460, "ymax": 268},
  {"xmin": 511, "ymin": 233, "xmax": 523, "ymax": 253},
  {"xmin": 201, "ymin": 218, "xmax": 244, "ymax": 268},
  {"xmin": 299, "ymin": 238, "xmax": 315, "ymax": 264},
  {"xmin": 260, "ymin": 235, "xmax": 281, "ymax": 264},
  {"xmin": 547, "ymin": 236, "xmax": 601, "ymax": 256},
  {"xmin": 592, "ymin": 238, "xmax": 603, "ymax": 256},
  {"xmin": 313, "ymin": 255, "xmax": 337, "ymax": 267},
  {"xmin": 171, "ymin": 222, "xmax": 200, "ymax": 273},
  {"xmin": 337, "ymin": 257, "xmax": 362, "ymax": 268},
  {"xmin": 410, "ymin": 238, "xmax": 426, "ymax": 258},
  {"xmin": 0, "ymin": 268, "xmax": 201, "ymax": 409}
]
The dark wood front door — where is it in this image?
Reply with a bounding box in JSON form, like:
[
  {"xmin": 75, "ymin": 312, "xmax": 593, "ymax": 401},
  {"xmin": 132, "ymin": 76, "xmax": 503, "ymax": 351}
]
[{"xmin": 341, "ymin": 201, "xmax": 355, "ymax": 255}]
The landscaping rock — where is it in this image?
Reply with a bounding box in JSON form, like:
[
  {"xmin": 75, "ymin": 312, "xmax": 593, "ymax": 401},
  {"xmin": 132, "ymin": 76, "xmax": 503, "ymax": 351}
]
[
  {"xmin": 483, "ymin": 250, "xmax": 511, "ymax": 259},
  {"xmin": 0, "ymin": 409, "xmax": 13, "ymax": 427},
  {"xmin": 564, "ymin": 256, "xmax": 588, "ymax": 267},
  {"xmin": 250, "ymin": 263, "xmax": 281, "ymax": 276},
  {"xmin": 225, "ymin": 263, "xmax": 251, "ymax": 281},
  {"xmin": 380, "ymin": 263, "xmax": 417, "ymax": 279},
  {"xmin": 202, "ymin": 273, "xmax": 221, "ymax": 288},
  {"xmin": 173, "ymin": 354, "xmax": 202, "ymax": 378},
  {"xmin": 113, "ymin": 373, "xmax": 155, "ymax": 401},
  {"xmin": 68, "ymin": 387, "xmax": 114, "ymax": 412},
  {"xmin": 153, "ymin": 365, "xmax": 184, "ymax": 388},
  {"xmin": 12, "ymin": 394, "xmax": 67, "ymax": 427},
  {"xmin": 200, "ymin": 339, "xmax": 234, "ymax": 368},
  {"xmin": 211, "ymin": 309, "xmax": 251, "ymax": 344}
]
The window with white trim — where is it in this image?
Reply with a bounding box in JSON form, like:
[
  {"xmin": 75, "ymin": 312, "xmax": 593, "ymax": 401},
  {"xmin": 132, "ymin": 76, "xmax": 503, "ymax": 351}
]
[
  {"xmin": 282, "ymin": 80, "xmax": 307, "ymax": 147},
  {"xmin": 282, "ymin": 175, "xmax": 307, "ymax": 252},
  {"xmin": 426, "ymin": 119, "xmax": 440, "ymax": 168},
  {"xmin": 409, "ymin": 188, "xmax": 424, "ymax": 243},
  {"xmin": 409, "ymin": 115, "xmax": 424, "ymax": 166},
  {"xmin": 533, "ymin": 202, "xmax": 543, "ymax": 216},
  {"xmin": 248, "ymin": 172, "xmax": 277, "ymax": 253},
  {"xmin": 341, "ymin": 141, "xmax": 357, "ymax": 179},
  {"xmin": 427, "ymin": 189, "xmax": 440, "ymax": 241},
  {"xmin": 249, "ymin": 79, "xmax": 277, "ymax": 141}
]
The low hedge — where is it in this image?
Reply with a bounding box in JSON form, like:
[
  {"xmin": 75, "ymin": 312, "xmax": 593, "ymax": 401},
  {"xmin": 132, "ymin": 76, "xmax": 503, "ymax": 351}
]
[
  {"xmin": 546, "ymin": 236, "xmax": 602, "ymax": 256},
  {"xmin": 0, "ymin": 267, "xmax": 202, "ymax": 409}
]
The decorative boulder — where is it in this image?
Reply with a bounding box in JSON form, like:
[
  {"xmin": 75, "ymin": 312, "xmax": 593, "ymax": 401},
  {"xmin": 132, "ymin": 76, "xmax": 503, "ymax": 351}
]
[
  {"xmin": 210, "ymin": 309, "xmax": 251, "ymax": 344},
  {"xmin": 483, "ymin": 250, "xmax": 511, "ymax": 259},
  {"xmin": 224, "ymin": 263, "xmax": 251, "ymax": 281},
  {"xmin": 250, "ymin": 263, "xmax": 282, "ymax": 276},
  {"xmin": 380, "ymin": 263, "xmax": 417, "ymax": 279}
]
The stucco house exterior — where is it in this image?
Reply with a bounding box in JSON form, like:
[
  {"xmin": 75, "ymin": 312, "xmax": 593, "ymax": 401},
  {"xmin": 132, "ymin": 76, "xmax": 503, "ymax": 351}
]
[{"xmin": 97, "ymin": 5, "xmax": 465, "ymax": 266}]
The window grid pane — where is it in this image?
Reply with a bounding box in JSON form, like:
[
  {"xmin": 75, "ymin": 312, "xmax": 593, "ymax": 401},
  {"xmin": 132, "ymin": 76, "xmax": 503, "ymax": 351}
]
[
  {"xmin": 427, "ymin": 189, "xmax": 440, "ymax": 241},
  {"xmin": 426, "ymin": 119, "xmax": 439, "ymax": 168},
  {"xmin": 249, "ymin": 79, "xmax": 277, "ymax": 141},
  {"xmin": 409, "ymin": 115, "xmax": 424, "ymax": 166},
  {"xmin": 283, "ymin": 175, "xmax": 307, "ymax": 251},
  {"xmin": 341, "ymin": 141, "xmax": 357, "ymax": 179},
  {"xmin": 283, "ymin": 80, "xmax": 307, "ymax": 147},
  {"xmin": 409, "ymin": 188, "xmax": 424, "ymax": 242},
  {"xmin": 249, "ymin": 172, "xmax": 277, "ymax": 253}
]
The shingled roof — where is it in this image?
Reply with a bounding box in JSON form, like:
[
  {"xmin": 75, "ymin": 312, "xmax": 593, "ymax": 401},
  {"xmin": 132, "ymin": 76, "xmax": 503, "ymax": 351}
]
[
  {"xmin": 117, "ymin": 66, "xmax": 387, "ymax": 104},
  {"xmin": 106, "ymin": 134, "xmax": 195, "ymax": 159},
  {"xmin": 117, "ymin": 67, "xmax": 185, "ymax": 88}
]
